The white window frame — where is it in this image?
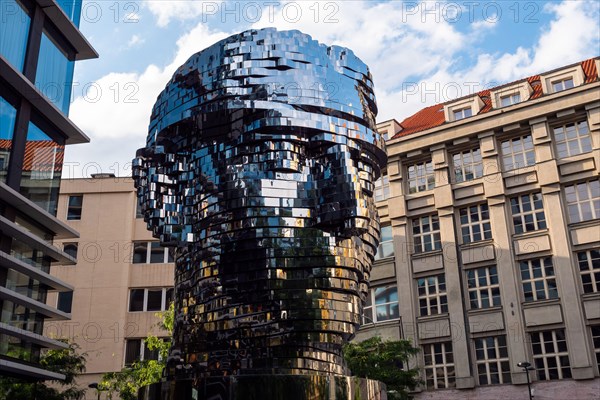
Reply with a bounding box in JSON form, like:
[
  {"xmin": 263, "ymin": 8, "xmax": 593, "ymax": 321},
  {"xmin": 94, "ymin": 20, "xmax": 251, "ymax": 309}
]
[
  {"xmin": 453, "ymin": 148, "xmax": 483, "ymax": 183},
  {"xmin": 444, "ymin": 95, "xmax": 484, "ymax": 122},
  {"xmin": 490, "ymin": 81, "xmax": 532, "ymax": 109},
  {"xmin": 474, "ymin": 335, "xmax": 511, "ymax": 385},
  {"xmin": 519, "ymin": 257, "xmax": 558, "ymax": 302},
  {"xmin": 500, "ymin": 134, "xmax": 535, "ymax": 171},
  {"xmin": 417, "ymin": 274, "xmax": 448, "ymax": 317},
  {"xmin": 466, "ymin": 266, "xmax": 500, "ymax": 309},
  {"xmin": 374, "ymin": 225, "xmax": 394, "ymax": 261},
  {"xmin": 407, "ymin": 160, "xmax": 435, "ymax": 194},
  {"xmin": 553, "ymin": 120, "xmax": 592, "ymax": 158},
  {"xmin": 564, "ymin": 180, "xmax": 600, "ymax": 223},
  {"xmin": 453, "ymin": 107, "xmax": 472, "ymax": 121},
  {"xmin": 499, "ymin": 92, "xmax": 521, "ymax": 107},
  {"xmin": 591, "ymin": 325, "xmax": 600, "ymax": 373},
  {"xmin": 124, "ymin": 338, "xmax": 167, "ymax": 366},
  {"xmin": 577, "ymin": 249, "xmax": 600, "ymax": 294},
  {"xmin": 423, "ymin": 342, "xmax": 456, "ymax": 389},
  {"xmin": 362, "ymin": 285, "xmax": 399, "ymax": 324},
  {"xmin": 128, "ymin": 287, "xmax": 174, "ymax": 312},
  {"xmin": 374, "ymin": 174, "xmax": 390, "ymax": 202},
  {"xmin": 459, "ymin": 203, "xmax": 492, "ymax": 244},
  {"xmin": 531, "ymin": 330, "xmax": 571, "ymax": 380},
  {"xmin": 412, "ymin": 214, "xmax": 441, "ymax": 253},
  {"xmin": 540, "ymin": 65, "xmax": 585, "ymax": 94},
  {"xmin": 132, "ymin": 241, "xmax": 173, "ymax": 264},
  {"xmin": 510, "ymin": 192, "xmax": 547, "ymax": 234}
]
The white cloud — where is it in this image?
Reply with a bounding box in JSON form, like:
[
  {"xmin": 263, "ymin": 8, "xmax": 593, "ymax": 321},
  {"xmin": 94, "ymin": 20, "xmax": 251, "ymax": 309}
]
[
  {"xmin": 127, "ymin": 34, "xmax": 145, "ymax": 48},
  {"xmin": 144, "ymin": 1, "xmax": 217, "ymax": 27}
]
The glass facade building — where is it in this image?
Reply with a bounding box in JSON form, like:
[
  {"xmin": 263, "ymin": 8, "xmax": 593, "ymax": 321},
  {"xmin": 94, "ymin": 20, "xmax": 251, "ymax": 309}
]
[{"xmin": 0, "ymin": 0, "xmax": 97, "ymax": 380}]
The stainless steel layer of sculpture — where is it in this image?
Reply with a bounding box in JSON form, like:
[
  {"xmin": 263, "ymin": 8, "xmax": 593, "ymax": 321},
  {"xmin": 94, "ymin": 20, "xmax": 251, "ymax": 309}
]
[{"xmin": 133, "ymin": 28, "xmax": 387, "ymax": 397}]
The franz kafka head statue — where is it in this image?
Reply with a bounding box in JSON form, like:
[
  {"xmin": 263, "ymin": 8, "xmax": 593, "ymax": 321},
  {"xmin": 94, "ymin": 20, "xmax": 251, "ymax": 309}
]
[{"xmin": 133, "ymin": 28, "xmax": 387, "ymax": 377}]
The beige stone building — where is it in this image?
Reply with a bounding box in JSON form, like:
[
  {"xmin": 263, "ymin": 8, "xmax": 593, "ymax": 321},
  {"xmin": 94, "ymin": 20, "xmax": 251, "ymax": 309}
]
[
  {"xmin": 356, "ymin": 58, "xmax": 600, "ymax": 399},
  {"xmin": 46, "ymin": 176, "xmax": 173, "ymax": 398}
]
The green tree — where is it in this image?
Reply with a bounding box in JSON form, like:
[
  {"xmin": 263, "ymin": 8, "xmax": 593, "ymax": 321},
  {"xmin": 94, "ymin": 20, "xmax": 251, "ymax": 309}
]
[
  {"xmin": 0, "ymin": 340, "xmax": 87, "ymax": 400},
  {"xmin": 99, "ymin": 303, "xmax": 173, "ymax": 400},
  {"xmin": 343, "ymin": 336, "xmax": 421, "ymax": 400}
]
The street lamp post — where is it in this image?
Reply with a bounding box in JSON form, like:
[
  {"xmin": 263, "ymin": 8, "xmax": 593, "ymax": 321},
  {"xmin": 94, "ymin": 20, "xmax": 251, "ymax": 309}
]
[
  {"xmin": 88, "ymin": 382, "xmax": 101, "ymax": 400},
  {"xmin": 517, "ymin": 361, "xmax": 534, "ymax": 400}
]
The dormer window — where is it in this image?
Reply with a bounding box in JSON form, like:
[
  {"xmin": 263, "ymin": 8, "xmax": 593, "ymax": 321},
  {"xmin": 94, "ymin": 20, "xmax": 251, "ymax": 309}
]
[
  {"xmin": 453, "ymin": 107, "xmax": 472, "ymax": 121},
  {"xmin": 551, "ymin": 78, "xmax": 574, "ymax": 93},
  {"xmin": 500, "ymin": 93, "xmax": 521, "ymax": 107}
]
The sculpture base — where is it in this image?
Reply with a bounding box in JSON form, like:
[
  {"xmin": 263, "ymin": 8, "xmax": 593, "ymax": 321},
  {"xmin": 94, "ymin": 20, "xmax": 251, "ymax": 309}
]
[{"xmin": 138, "ymin": 375, "xmax": 387, "ymax": 400}]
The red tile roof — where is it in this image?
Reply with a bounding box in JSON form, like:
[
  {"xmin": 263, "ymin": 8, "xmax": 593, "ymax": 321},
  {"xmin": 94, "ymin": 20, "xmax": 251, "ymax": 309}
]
[
  {"xmin": 0, "ymin": 140, "xmax": 64, "ymax": 172},
  {"xmin": 393, "ymin": 58, "xmax": 598, "ymax": 139}
]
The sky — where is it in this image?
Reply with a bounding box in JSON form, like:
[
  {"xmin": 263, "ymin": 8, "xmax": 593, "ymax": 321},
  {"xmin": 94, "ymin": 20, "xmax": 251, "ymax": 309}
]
[{"xmin": 63, "ymin": 0, "xmax": 600, "ymax": 178}]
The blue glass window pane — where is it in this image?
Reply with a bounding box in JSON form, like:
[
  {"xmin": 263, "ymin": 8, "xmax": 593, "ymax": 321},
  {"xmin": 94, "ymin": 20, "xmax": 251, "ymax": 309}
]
[
  {"xmin": 55, "ymin": 0, "xmax": 82, "ymax": 27},
  {"xmin": 0, "ymin": 0, "xmax": 31, "ymax": 71},
  {"xmin": 0, "ymin": 96, "xmax": 17, "ymax": 181},
  {"xmin": 19, "ymin": 122, "xmax": 63, "ymax": 215},
  {"xmin": 36, "ymin": 31, "xmax": 74, "ymax": 114}
]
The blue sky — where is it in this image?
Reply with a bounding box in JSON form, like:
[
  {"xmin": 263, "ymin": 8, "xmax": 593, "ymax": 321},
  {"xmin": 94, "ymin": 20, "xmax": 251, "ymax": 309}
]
[{"xmin": 65, "ymin": 0, "xmax": 600, "ymax": 177}]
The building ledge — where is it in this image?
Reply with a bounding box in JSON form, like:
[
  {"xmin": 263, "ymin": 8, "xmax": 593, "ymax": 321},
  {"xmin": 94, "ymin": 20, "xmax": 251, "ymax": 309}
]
[
  {"xmin": 36, "ymin": 0, "xmax": 98, "ymax": 61},
  {"xmin": 0, "ymin": 286, "xmax": 70, "ymax": 320},
  {"xmin": 0, "ymin": 182, "xmax": 79, "ymax": 239},
  {"xmin": 0, "ymin": 356, "xmax": 65, "ymax": 381},
  {"xmin": 0, "ymin": 322, "xmax": 69, "ymax": 350},
  {"xmin": 0, "ymin": 55, "xmax": 90, "ymax": 144},
  {"xmin": 0, "ymin": 250, "xmax": 73, "ymax": 292}
]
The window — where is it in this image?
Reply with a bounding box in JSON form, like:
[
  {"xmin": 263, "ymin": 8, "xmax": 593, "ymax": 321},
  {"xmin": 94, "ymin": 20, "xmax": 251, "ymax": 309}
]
[
  {"xmin": 564, "ymin": 180, "xmax": 600, "ymax": 223},
  {"xmin": 531, "ymin": 330, "xmax": 571, "ymax": 380},
  {"xmin": 374, "ymin": 175, "xmax": 390, "ymax": 202},
  {"xmin": 453, "ymin": 148, "xmax": 483, "ymax": 183},
  {"xmin": 453, "ymin": 107, "xmax": 472, "ymax": 121},
  {"xmin": 459, "ymin": 204, "xmax": 491, "ymax": 244},
  {"xmin": 577, "ymin": 249, "xmax": 600, "ymax": 293},
  {"xmin": 0, "ymin": 0, "xmax": 31, "ymax": 71},
  {"xmin": 132, "ymin": 241, "xmax": 173, "ymax": 264},
  {"xmin": 417, "ymin": 274, "xmax": 448, "ymax": 316},
  {"xmin": 128, "ymin": 288, "xmax": 174, "ymax": 312},
  {"xmin": 467, "ymin": 266, "xmax": 500, "ymax": 309},
  {"xmin": 67, "ymin": 195, "xmax": 83, "ymax": 220},
  {"xmin": 63, "ymin": 243, "xmax": 78, "ymax": 259},
  {"xmin": 520, "ymin": 257, "xmax": 558, "ymax": 302},
  {"xmin": 474, "ymin": 336, "xmax": 511, "ymax": 385},
  {"xmin": 375, "ymin": 225, "xmax": 393, "ymax": 260},
  {"xmin": 362, "ymin": 285, "xmax": 399, "ymax": 324},
  {"xmin": 423, "ymin": 342, "xmax": 455, "ymax": 389},
  {"xmin": 510, "ymin": 192, "xmax": 546, "ymax": 234},
  {"xmin": 57, "ymin": 291, "xmax": 73, "ymax": 313},
  {"xmin": 500, "ymin": 93, "xmax": 521, "ymax": 107},
  {"xmin": 135, "ymin": 200, "xmax": 144, "ymax": 218},
  {"xmin": 501, "ymin": 134, "xmax": 535, "ymax": 171},
  {"xmin": 124, "ymin": 338, "xmax": 165, "ymax": 366},
  {"xmin": 407, "ymin": 161, "xmax": 435, "ymax": 194},
  {"xmin": 412, "ymin": 214, "xmax": 441, "ymax": 253},
  {"xmin": 551, "ymin": 77, "xmax": 574, "ymax": 93},
  {"xmin": 554, "ymin": 120, "xmax": 592, "ymax": 158},
  {"xmin": 591, "ymin": 325, "xmax": 600, "ymax": 372}
]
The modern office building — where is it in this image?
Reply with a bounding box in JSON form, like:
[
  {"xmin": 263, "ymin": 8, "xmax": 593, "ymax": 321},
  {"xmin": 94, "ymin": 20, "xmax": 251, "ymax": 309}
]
[
  {"xmin": 47, "ymin": 176, "xmax": 173, "ymax": 396},
  {"xmin": 0, "ymin": 0, "xmax": 97, "ymax": 380},
  {"xmin": 357, "ymin": 58, "xmax": 600, "ymax": 399}
]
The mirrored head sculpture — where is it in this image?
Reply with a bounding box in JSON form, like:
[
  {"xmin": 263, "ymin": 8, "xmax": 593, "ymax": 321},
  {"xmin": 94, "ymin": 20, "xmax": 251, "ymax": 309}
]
[{"xmin": 133, "ymin": 28, "xmax": 387, "ymax": 379}]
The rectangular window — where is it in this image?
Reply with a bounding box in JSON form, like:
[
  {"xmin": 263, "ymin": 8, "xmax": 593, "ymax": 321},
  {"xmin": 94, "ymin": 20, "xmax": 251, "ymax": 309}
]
[
  {"xmin": 0, "ymin": 0, "xmax": 31, "ymax": 71},
  {"xmin": 531, "ymin": 330, "xmax": 571, "ymax": 380},
  {"xmin": 417, "ymin": 274, "xmax": 448, "ymax": 316},
  {"xmin": 467, "ymin": 266, "xmax": 500, "ymax": 309},
  {"xmin": 591, "ymin": 325, "xmax": 600, "ymax": 372},
  {"xmin": 67, "ymin": 195, "xmax": 83, "ymax": 220},
  {"xmin": 453, "ymin": 148, "xmax": 483, "ymax": 183},
  {"xmin": 374, "ymin": 175, "xmax": 390, "ymax": 202},
  {"xmin": 459, "ymin": 204, "xmax": 492, "ymax": 244},
  {"xmin": 453, "ymin": 107, "xmax": 472, "ymax": 121},
  {"xmin": 135, "ymin": 199, "xmax": 144, "ymax": 218},
  {"xmin": 510, "ymin": 192, "xmax": 546, "ymax": 234},
  {"xmin": 564, "ymin": 180, "xmax": 600, "ymax": 223},
  {"xmin": 363, "ymin": 285, "xmax": 399, "ymax": 324},
  {"xmin": 474, "ymin": 335, "xmax": 511, "ymax": 385},
  {"xmin": 128, "ymin": 288, "xmax": 173, "ymax": 312},
  {"xmin": 36, "ymin": 30, "xmax": 74, "ymax": 114},
  {"xmin": 63, "ymin": 242, "xmax": 78, "ymax": 259},
  {"xmin": 500, "ymin": 93, "xmax": 521, "ymax": 107},
  {"xmin": 423, "ymin": 342, "xmax": 455, "ymax": 389},
  {"xmin": 577, "ymin": 249, "xmax": 600, "ymax": 293},
  {"xmin": 57, "ymin": 291, "xmax": 73, "ymax": 313},
  {"xmin": 520, "ymin": 257, "xmax": 558, "ymax": 302},
  {"xmin": 407, "ymin": 161, "xmax": 435, "ymax": 194},
  {"xmin": 554, "ymin": 120, "xmax": 592, "ymax": 158},
  {"xmin": 0, "ymin": 96, "xmax": 17, "ymax": 182},
  {"xmin": 552, "ymin": 78, "xmax": 574, "ymax": 93},
  {"xmin": 132, "ymin": 241, "xmax": 173, "ymax": 264},
  {"xmin": 412, "ymin": 214, "xmax": 441, "ymax": 253},
  {"xmin": 124, "ymin": 338, "xmax": 166, "ymax": 366},
  {"xmin": 374, "ymin": 225, "xmax": 394, "ymax": 260},
  {"xmin": 501, "ymin": 134, "xmax": 535, "ymax": 171}
]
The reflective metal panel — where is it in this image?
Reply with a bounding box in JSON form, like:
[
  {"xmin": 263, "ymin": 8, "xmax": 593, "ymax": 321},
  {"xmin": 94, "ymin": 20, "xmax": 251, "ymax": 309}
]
[{"xmin": 133, "ymin": 28, "xmax": 386, "ymax": 378}]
